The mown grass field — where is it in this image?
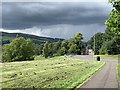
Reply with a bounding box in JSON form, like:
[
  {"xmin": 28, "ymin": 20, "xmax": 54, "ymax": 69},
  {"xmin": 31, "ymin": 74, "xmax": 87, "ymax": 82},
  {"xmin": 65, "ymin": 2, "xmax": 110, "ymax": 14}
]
[{"xmin": 1, "ymin": 56, "xmax": 104, "ymax": 89}]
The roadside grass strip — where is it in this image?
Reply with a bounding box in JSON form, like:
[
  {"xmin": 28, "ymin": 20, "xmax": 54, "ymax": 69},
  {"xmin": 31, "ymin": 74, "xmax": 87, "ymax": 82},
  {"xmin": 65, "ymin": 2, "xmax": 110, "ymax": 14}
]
[{"xmin": 117, "ymin": 63, "xmax": 120, "ymax": 90}]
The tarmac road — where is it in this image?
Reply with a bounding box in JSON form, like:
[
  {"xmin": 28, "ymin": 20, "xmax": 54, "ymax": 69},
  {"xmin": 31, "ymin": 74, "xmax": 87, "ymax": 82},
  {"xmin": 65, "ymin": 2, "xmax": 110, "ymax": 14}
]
[{"xmin": 73, "ymin": 55, "xmax": 119, "ymax": 89}]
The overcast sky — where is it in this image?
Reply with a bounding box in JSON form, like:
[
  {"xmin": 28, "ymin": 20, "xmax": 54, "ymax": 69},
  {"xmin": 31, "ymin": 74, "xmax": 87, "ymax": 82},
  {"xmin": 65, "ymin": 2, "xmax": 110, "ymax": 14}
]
[{"xmin": 1, "ymin": 2, "xmax": 112, "ymax": 41}]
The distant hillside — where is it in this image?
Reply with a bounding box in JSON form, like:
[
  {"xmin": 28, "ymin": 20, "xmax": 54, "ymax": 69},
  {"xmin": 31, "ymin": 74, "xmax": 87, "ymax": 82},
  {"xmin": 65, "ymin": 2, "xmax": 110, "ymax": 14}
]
[{"xmin": 0, "ymin": 32, "xmax": 64, "ymax": 45}]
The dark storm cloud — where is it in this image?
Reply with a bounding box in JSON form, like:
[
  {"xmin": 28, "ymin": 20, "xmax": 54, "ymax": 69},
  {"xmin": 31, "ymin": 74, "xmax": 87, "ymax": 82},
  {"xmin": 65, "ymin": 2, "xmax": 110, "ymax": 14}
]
[{"xmin": 2, "ymin": 2, "xmax": 111, "ymax": 29}]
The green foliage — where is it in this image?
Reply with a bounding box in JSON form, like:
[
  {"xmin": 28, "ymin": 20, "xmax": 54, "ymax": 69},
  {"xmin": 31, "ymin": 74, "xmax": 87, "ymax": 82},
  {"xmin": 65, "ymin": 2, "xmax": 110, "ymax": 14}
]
[
  {"xmin": 89, "ymin": 5, "xmax": 120, "ymax": 55},
  {"xmin": 41, "ymin": 32, "xmax": 84, "ymax": 58},
  {"xmin": 53, "ymin": 41, "xmax": 62, "ymax": 55},
  {"xmin": 42, "ymin": 42, "xmax": 49, "ymax": 58},
  {"xmin": 100, "ymin": 36, "xmax": 120, "ymax": 55},
  {"xmin": 69, "ymin": 32, "xmax": 83, "ymax": 47},
  {"xmin": 100, "ymin": 41, "xmax": 110, "ymax": 55},
  {"xmin": 59, "ymin": 40, "xmax": 69, "ymax": 55},
  {"xmin": 48, "ymin": 43, "xmax": 54, "ymax": 57},
  {"xmin": 2, "ymin": 44, "xmax": 12, "ymax": 62},
  {"xmin": 68, "ymin": 32, "xmax": 83, "ymax": 55},
  {"xmin": 108, "ymin": 36, "xmax": 120, "ymax": 54},
  {"xmin": 68, "ymin": 44, "xmax": 78, "ymax": 54},
  {"xmin": 3, "ymin": 32, "xmax": 84, "ymax": 59},
  {"xmin": 71, "ymin": 32, "xmax": 83, "ymax": 43},
  {"xmin": 88, "ymin": 32, "xmax": 105, "ymax": 55},
  {"xmin": 59, "ymin": 47, "xmax": 67, "ymax": 55},
  {"xmin": 104, "ymin": 27, "xmax": 116, "ymax": 41},
  {"xmin": 99, "ymin": 0, "xmax": 120, "ymax": 55},
  {"xmin": 2, "ymin": 37, "xmax": 34, "ymax": 62},
  {"xmin": 105, "ymin": 1, "xmax": 120, "ymax": 36},
  {"xmin": 33, "ymin": 44, "xmax": 43, "ymax": 55}
]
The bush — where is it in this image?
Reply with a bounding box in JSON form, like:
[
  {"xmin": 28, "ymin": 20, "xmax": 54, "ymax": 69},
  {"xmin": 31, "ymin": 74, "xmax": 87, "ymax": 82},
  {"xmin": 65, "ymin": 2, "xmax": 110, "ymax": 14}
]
[
  {"xmin": 2, "ymin": 37, "xmax": 35, "ymax": 62},
  {"xmin": 100, "ymin": 41, "xmax": 109, "ymax": 55},
  {"xmin": 100, "ymin": 36, "xmax": 120, "ymax": 55}
]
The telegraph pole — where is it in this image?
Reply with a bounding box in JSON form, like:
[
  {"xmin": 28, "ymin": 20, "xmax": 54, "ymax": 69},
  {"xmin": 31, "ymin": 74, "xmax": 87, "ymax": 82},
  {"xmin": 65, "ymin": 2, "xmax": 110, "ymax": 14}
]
[{"xmin": 94, "ymin": 32, "xmax": 95, "ymax": 55}]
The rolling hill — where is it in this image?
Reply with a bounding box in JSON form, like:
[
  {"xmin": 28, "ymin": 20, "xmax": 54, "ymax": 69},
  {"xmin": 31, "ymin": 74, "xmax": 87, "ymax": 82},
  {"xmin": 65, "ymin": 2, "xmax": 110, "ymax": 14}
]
[{"xmin": 0, "ymin": 32, "xmax": 64, "ymax": 45}]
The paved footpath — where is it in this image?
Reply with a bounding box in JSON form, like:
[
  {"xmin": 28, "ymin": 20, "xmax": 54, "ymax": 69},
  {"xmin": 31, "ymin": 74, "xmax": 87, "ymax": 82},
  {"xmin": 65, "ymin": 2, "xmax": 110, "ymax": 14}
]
[{"xmin": 73, "ymin": 55, "xmax": 119, "ymax": 89}]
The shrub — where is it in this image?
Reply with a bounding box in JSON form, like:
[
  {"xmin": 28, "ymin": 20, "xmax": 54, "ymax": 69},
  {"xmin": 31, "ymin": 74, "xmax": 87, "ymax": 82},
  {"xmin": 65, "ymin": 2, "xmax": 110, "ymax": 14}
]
[{"xmin": 2, "ymin": 37, "xmax": 34, "ymax": 62}]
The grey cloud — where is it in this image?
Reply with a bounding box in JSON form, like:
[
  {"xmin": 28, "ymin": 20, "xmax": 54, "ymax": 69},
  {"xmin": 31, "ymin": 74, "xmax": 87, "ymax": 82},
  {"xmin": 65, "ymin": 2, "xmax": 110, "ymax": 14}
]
[
  {"xmin": 1, "ymin": 24, "xmax": 106, "ymax": 41},
  {"xmin": 2, "ymin": 2, "xmax": 112, "ymax": 29},
  {"xmin": 39, "ymin": 24, "xmax": 106, "ymax": 41}
]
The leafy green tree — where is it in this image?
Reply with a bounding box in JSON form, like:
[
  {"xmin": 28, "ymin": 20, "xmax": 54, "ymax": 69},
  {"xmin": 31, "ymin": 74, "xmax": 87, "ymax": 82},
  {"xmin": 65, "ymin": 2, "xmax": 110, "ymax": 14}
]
[
  {"xmin": 68, "ymin": 32, "xmax": 83, "ymax": 54},
  {"xmin": 42, "ymin": 42, "xmax": 49, "ymax": 58},
  {"xmin": 100, "ymin": 41, "xmax": 110, "ymax": 55},
  {"xmin": 100, "ymin": 0, "xmax": 120, "ymax": 55},
  {"xmin": 105, "ymin": 0, "xmax": 120, "ymax": 36},
  {"xmin": 104, "ymin": 27, "xmax": 115, "ymax": 41},
  {"xmin": 100, "ymin": 36, "xmax": 120, "ymax": 55},
  {"xmin": 59, "ymin": 40, "xmax": 69, "ymax": 55},
  {"xmin": 88, "ymin": 32, "xmax": 105, "ymax": 55},
  {"xmin": 108, "ymin": 36, "xmax": 120, "ymax": 54},
  {"xmin": 2, "ymin": 44, "xmax": 13, "ymax": 62},
  {"xmin": 2, "ymin": 37, "xmax": 34, "ymax": 62},
  {"xmin": 33, "ymin": 44, "xmax": 43, "ymax": 55},
  {"xmin": 70, "ymin": 32, "xmax": 83, "ymax": 44},
  {"xmin": 53, "ymin": 41, "xmax": 62, "ymax": 55},
  {"xmin": 68, "ymin": 44, "xmax": 78, "ymax": 54},
  {"xmin": 48, "ymin": 43, "xmax": 54, "ymax": 57},
  {"xmin": 59, "ymin": 47, "xmax": 67, "ymax": 55}
]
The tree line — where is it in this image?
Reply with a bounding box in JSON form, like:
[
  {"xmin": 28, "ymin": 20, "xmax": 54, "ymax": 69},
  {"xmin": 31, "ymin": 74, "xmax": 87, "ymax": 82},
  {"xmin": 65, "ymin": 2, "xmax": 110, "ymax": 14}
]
[
  {"xmin": 2, "ymin": 0, "xmax": 120, "ymax": 62},
  {"xmin": 88, "ymin": 0, "xmax": 120, "ymax": 55},
  {"xmin": 2, "ymin": 32, "xmax": 85, "ymax": 62}
]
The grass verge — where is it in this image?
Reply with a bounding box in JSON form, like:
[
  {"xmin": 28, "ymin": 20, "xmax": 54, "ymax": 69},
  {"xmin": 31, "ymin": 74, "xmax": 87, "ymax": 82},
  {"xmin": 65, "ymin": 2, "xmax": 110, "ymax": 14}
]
[
  {"xmin": 75, "ymin": 62, "xmax": 105, "ymax": 89},
  {"xmin": 95, "ymin": 55, "xmax": 119, "ymax": 59},
  {"xmin": 117, "ymin": 63, "xmax": 120, "ymax": 90}
]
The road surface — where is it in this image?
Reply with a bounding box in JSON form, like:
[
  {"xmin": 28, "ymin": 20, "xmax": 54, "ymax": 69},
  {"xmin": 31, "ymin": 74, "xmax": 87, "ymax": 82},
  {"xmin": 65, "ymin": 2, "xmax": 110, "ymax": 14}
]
[{"xmin": 73, "ymin": 55, "xmax": 119, "ymax": 89}]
